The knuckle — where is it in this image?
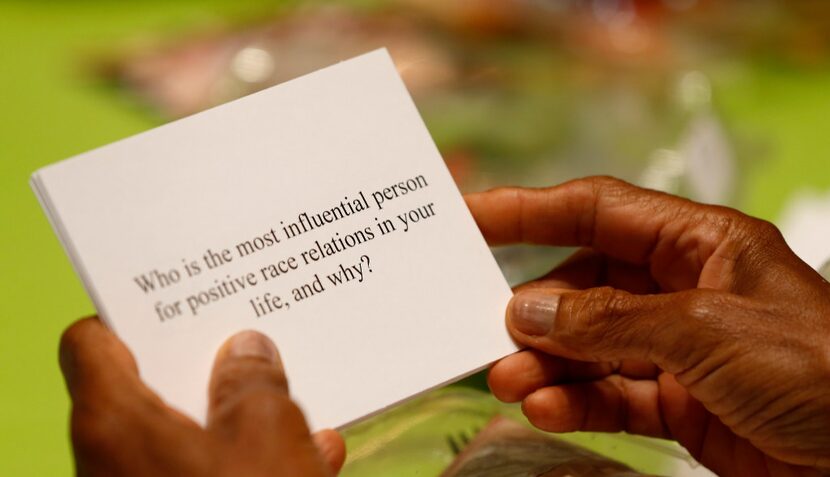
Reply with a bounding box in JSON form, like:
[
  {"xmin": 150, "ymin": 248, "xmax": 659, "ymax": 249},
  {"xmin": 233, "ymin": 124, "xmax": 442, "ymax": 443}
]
[
  {"xmin": 564, "ymin": 287, "xmax": 627, "ymax": 342},
  {"xmin": 744, "ymin": 217, "xmax": 785, "ymax": 246},
  {"xmin": 574, "ymin": 176, "xmax": 627, "ymax": 204},
  {"xmin": 212, "ymin": 361, "xmax": 289, "ymax": 407},
  {"xmin": 678, "ymin": 293, "xmax": 714, "ymax": 323},
  {"xmin": 556, "ymin": 177, "xmax": 627, "ymax": 246},
  {"xmin": 717, "ymin": 210, "xmax": 783, "ymax": 247},
  {"xmin": 747, "ymin": 216, "xmax": 781, "ymax": 236},
  {"xmin": 685, "ymin": 207, "xmax": 744, "ymax": 248},
  {"xmin": 586, "ymin": 175, "xmax": 626, "ymax": 189},
  {"xmin": 676, "ymin": 291, "xmax": 732, "ymax": 334},
  {"xmin": 703, "ymin": 208, "xmax": 738, "ymax": 234},
  {"xmin": 559, "ymin": 176, "xmax": 627, "ymax": 202},
  {"xmin": 235, "ymin": 387, "xmax": 307, "ymax": 429},
  {"xmin": 664, "ymin": 291, "xmax": 741, "ymax": 372},
  {"xmin": 695, "ymin": 207, "xmax": 758, "ymax": 252},
  {"xmin": 211, "ymin": 361, "xmax": 298, "ymax": 424},
  {"xmin": 210, "ymin": 367, "xmax": 239, "ymax": 402},
  {"xmin": 586, "ymin": 176, "xmax": 638, "ymax": 204}
]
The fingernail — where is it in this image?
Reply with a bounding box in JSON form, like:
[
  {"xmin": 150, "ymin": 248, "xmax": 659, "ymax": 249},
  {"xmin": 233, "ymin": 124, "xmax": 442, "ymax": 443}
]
[
  {"xmin": 226, "ymin": 330, "xmax": 279, "ymax": 363},
  {"xmin": 508, "ymin": 290, "xmax": 559, "ymax": 336}
]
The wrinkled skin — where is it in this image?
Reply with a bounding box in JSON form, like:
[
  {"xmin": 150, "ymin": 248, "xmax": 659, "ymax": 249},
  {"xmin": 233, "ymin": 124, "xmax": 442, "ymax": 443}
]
[
  {"xmin": 60, "ymin": 321, "xmax": 345, "ymax": 477},
  {"xmin": 466, "ymin": 176, "xmax": 830, "ymax": 477}
]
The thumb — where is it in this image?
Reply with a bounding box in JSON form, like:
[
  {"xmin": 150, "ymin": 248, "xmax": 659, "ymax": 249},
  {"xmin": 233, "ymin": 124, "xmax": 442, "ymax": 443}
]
[
  {"xmin": 208, "ymin": 331, "xmax": 326, "ymax": 473},
  {"xmin": 506, "ymin": 287, "xmax": 729, "ymax": 372}
]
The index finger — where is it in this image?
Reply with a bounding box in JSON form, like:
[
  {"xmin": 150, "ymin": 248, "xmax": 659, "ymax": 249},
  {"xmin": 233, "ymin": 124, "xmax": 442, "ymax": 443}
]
[
  {"xmin": 59, "ymin": 317, "xmax": 197, "ymax": 461},
  {"xmin": 465, "ymin": 176, "xmax": 741, "ymax": 268},
  {"xmin": 60, "ymin": 317, "xmax": 149, "ymax": 403}
]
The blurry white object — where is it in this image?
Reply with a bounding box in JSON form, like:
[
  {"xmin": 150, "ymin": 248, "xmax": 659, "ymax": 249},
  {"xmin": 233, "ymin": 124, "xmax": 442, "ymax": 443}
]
[
  {"xmin": 639, "ymin": 148, "xmax": 685, "ymax": 194},
  {"xmin": 669, "ymin": 70, "xmax": 736, "ymax": 205},
  {"xmin": 778, "ymin": 190, "xmax": 830, "ymax": 270},
  {"xmin": 677, "ymin": 70, "xmax": 711, "ymax": 112},
  {"xmin": 680, "ymin": 113, "xmax": 735, "ymax": 205},
  {"xmin": 231, "ymin": 46, "xmax": 276, "ymax": 84}
]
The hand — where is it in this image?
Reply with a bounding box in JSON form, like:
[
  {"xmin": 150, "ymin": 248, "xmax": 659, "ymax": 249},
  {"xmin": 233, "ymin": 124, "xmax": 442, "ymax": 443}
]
[
  {"xmin": 466, "ymin": 176, "xmax": 830, "ymax": 476},
  {"xmin": 59, "ymin": 318, "xmax": 346, "ymax": 477}
]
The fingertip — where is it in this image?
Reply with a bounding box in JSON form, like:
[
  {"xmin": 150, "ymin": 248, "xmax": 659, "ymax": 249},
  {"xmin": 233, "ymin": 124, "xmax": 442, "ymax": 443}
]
[
  {"xmin": 488, "ymin": 352, "xmax": 551, "ymax": 403},
  {"xmin": 462, "ymin": 191, "xmax": 482, "ymax": 206},
  {"xmin": 59, "ymin": 316, "xmax": 139, "ymax": 396},
  {"xmin": 487, "ymin": 359, "xmax": 523, "ymax": 403},
  {"xmin": 217, "ymin": 330, "xmax": 280, "ymax": 364},
  {"xmin": 208, "ymin": 331, "xmax": 292, "ymax": 429},
  {"xmin": 464, "ymin": 191, "xmax": 502, "ymax": 246},
  {"xmin": 521, "ymin": 387, "xmax": 581, "ymax": 433},
  {"xmin": 59, "ymin": 317, "xmax": 98, "ymax": 390},
  {"xmin": 462, "ymin": 191, "xmax": 485, "ymax": 219},
  {"xmin": 59, "ymin": 317, "xmax": 104, "ymax": 360},
  {"xmin": 313, "ymin": 429, "xmax": 346, "ymax": 474},
  {"xmin": 507, "ymin": 289, "xmax": 566, "ymax": 339},
  {"xmin": 462, "ymin": 187, "xmax": 524, "ymax": 245},
  {"xmin": 521, "ymin": 389, "xmax": 547, "ymax": 429}
]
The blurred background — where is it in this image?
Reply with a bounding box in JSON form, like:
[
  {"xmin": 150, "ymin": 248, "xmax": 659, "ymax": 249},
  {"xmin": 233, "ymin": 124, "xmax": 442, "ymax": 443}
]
[{"xmin": 2, "ymin": 0, "xmax": 830, "ymax": 475}]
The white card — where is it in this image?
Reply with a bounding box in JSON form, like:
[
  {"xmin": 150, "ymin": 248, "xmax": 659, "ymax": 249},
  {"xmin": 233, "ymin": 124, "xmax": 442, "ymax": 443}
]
[{"xmin": 31, "ymin": 49, "xmax": 516, "ymax": 430}]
